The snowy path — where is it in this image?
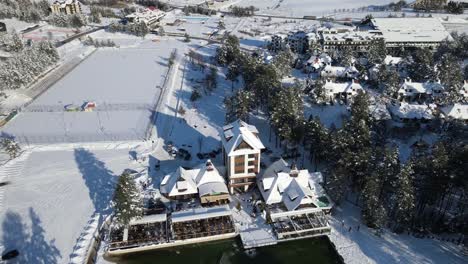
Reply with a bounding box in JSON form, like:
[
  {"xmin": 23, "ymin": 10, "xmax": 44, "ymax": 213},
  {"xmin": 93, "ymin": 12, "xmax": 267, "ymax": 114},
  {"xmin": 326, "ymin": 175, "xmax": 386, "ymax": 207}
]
[{"xmin": 329, "ymin": 201, "xmax": 468, "ymax": 264}]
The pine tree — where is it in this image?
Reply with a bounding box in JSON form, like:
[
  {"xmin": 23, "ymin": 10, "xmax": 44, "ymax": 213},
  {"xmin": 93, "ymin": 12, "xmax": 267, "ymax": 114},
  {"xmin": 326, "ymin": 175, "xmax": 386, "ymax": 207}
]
[
  {"xmin": 9, "ymin": 30, "xmax": 23, "ymax": 52},
  {"xmin": 226, "ymin": 63, "xmax": 240, "ymax": 91},
  {"xmin": 270, "ymin": 86, "xmax": 304, "ymax": 144},
  {"xmin": 367, "ymin": 38, "xmax": 387, "ymax": 65},
  {"xmin": 437, "ymin": 54, "xmax": 463, "ymax": 105},
  {"xmin": 248, "ymin": 64, "xmax": 281, "ymax": 108},
  {"xmin": 362, "ymin": 174, "xmax": 387, "ymax": 229},
  {"xmin": 325, "ymin": 164, "xmax": 348, "ymax": 203},
  {"xmin": 112, "ymin": 172, "xmax": 143, "ymax": 227},
  {"xmin": 273, "ymin": 48, "xmax": 294, "ymax": 77},
  {"xmin": 216, "ymin": 35, "xmax": 240, "ymax": 65},
  {"xmin": 339, "ymin": 48, "xmax": 355, "ymax": 66},
  {"xmin": 311, "ymin": 78, "xmax": 327, "ymax": 103},
  {"xmin": 304, "ymin": 116, "xmax": 330, "ymax": 163},
  {"xmin": 0, "ymin": 137, "xmax": 20, "ymax": 159},
  {"xmin": 407, "ymin": 48, "xmax": 436, "ymax": 82},
  {"xmin": 393, "ymin": 161, "xmax": 415, "ymax": 230},
  {"xmin": 225, "ymin": 90, "xmax": 254, "ymax": 123},
  {"xmin": 378, "ymin": 67, "xmax": 400, "ymax": 98},
  {"xmin": 184, "ymin": 33, "xmax": 190, "ymax": 42}
]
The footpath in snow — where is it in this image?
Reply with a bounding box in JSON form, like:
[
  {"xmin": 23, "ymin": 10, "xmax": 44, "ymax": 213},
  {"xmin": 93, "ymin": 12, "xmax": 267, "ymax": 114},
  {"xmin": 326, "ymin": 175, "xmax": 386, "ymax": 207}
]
[{"xmin": 329, "ymin": 201, "xmax": 468, "ymax": 264}]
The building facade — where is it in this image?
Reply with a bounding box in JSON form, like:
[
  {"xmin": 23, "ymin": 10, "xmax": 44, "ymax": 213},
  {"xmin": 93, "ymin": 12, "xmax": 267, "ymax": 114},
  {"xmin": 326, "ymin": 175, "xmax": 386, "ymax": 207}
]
[
  {"xmin": 318, "ymin": 28, "xmax": 379, "ymax": 55},
  {"xmin": 50, "ymin": 0, "xmax": 81, "ymax": 15},
  {"xmin": 221, "ymin": 120, "xmax": 264, "ymax": 193}
]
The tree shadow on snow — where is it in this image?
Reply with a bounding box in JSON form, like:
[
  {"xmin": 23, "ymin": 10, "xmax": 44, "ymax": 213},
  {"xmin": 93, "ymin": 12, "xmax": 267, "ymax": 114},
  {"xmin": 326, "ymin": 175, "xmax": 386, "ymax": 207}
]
[
  {"xmin": 74, "ymin": 148, "xmax": 116, "ymax": 215},
  {"xmin": 152, "ymin": 111, "xmax": 220, "ymax": 158},
  {"xmin": 1, "ymin": 208, "xmax": 61, "ymax": 264}
]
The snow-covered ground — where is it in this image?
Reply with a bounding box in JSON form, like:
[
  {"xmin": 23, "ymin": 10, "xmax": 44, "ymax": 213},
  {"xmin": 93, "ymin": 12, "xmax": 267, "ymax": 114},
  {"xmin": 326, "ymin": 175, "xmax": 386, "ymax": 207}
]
[
  {"xmin": 330, "ymin": 201, "xmax": 468, "ymax": 264},
  {"xmin": 0, "ymin": 18, "xmax": 40, "ymax": 33},
  {"xmin": 1, "ymin": 37, "xmax": 200, "ymax": 144},
  {"xmin": 234, "ymin": 0, "xmax": 397, "ymax": 17},
  {"xmin": 0, "ymin": 148, "xmax": 141, "ymax": 264}
]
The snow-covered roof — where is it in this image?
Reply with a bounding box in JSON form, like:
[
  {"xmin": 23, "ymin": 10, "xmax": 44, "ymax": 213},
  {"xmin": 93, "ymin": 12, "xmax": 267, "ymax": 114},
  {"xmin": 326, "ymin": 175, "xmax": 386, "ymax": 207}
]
[
  {"xmin": 324, "ymin": 80, "xmax": 363, "ymax": 95},
  {"xmin": 160, "ymin": 167, "xmax": 198, "ymax": 197},
  {"xmin": 258, "ymin": 159, "xmax": 327, "ymax": 212},
  {"xmin": 125, "ymin": 8, "xmax": 166, "ymax": 24},
  {"xmin": 440, "ymin": 104, "xmax": 468, "ymax": 120},
  {"xmin": 321, "ymin": 65, "xmax": 358, "ymax": 78},
  {"xmin": 369, "ymin": 103, "xmax": 391, "ymax": 121},
  {"xmin": 371, "ymin": 18, "xmax": 452, "ymax": 44},
  {"xmin": 221, "ymin": 120, "xmax": 264, "ymax": 157},
  {"xmin": 52, "ymin": 0, "xmax": 80, "ymax": 8},
  {"xmin": 305, "ymin": 53, "xmax": 332, "ymax": 69},
  {"xmin": 399, "ymin": 80, "xmax": 444, "ymax": 96},
  {"xmin": 193, "ymin": 160, "xmax": 228, "ymax": 196},
  {"xmin": 384, "ymin": 55, "xmax": 402, "ymax": 66},
  {"xmin": 321, "ymin": 29, "xmax": 378, "ymax": 42},
  {"xmin": 389, "ymin": 103, "xmax": 435, "ymax": 120},
  {"xmin": 171, "ymin": 205, "xmax": 231, "ymax": 223},
  {"xmin": 461, "ymin": 81, "xmax": 468, "ymax": 98},
  {"xmin": 130, "ymin": 214, "xmax": 167, "ymax": 226},
  {"xmin": 160, "ymin": 160, "xmax": 228, "ymax": 198}
]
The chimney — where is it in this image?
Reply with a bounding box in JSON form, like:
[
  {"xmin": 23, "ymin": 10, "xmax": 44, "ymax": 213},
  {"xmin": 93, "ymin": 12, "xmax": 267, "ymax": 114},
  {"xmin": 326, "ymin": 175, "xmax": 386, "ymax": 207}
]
[
  {"xmin": 289, "ymin": 162, "xmax": 299, "ymax": 178},
  {"xmin": 206, "ymin": 159, "xmax": 214, "ymax": 171}
]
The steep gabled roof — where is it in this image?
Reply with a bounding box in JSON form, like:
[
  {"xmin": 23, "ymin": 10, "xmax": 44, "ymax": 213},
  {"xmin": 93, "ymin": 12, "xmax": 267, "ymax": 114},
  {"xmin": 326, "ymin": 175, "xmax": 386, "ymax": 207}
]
[
  {"xmin": 160, "ymin": 161, "xmax": 228, "ymax": 198},
  {"xmin": 221, "ymin": 120, "xmax": 264, "ymax": 156},
  {"xmin": 258, "ymin": 159, "xmax": 318, "ymax": 211},
  {"xmin": 440, "ymin": 104, "xmax": 468, "ymax": 120},
  {"xmin": 160, "ymin": 167, "xmax": 198, "ymax": 197}
]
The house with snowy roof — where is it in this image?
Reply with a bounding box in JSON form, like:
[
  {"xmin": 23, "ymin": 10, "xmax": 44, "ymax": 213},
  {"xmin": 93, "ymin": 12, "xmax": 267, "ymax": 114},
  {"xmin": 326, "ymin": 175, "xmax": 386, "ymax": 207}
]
[
  {"xmin": 303, "ymin": 53, "xmax": 332, "ymax": 73},
  {"xmin": 323, "ymin": 79, "xmax": 364, "ymax": 102},
  {"xmin": 461, "ymin": 81, "xmax": 468, "ymax": 102},
  {"xmin": 50, "ymin": 0, "xmax": 81, "ymax": 15},
  {"xmin": 258, "ymin": 159, "xmax": 332, "ymax": 212},
  {"xmin": 160, "ymin": 160, "xmax": 229, "ymax": 205},
  {"xmin": 440, "ymin": 104, "xmax": 468, "ymax": 122},
  {"xmin": 125, "ymin": 8, "xmax": 166, "ymax": 25},
  {"xmin": 221, "ymin": 120, "xmax": 265, "ymax": 193},
  {"xmin": 388, "ymin": 102, "xmax": 435, "ymax": 123},
  {"xmin": 320, "ymin": 65, "xmax": 358, "ymax": 80},
  {"xmin": 397, "ymin": 79, "xmax": 444, "ymax": 102},
  {"xmin": 257, "ymin": 159, "xmax": 332, "ymax": 239}
]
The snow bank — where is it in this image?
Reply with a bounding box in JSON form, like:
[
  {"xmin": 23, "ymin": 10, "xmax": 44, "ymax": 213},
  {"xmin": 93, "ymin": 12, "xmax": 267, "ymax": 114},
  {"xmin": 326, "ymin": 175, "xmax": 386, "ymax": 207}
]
[{"xmin": 329, "ymin": 201, "xmax": 468, "ymax": 264}]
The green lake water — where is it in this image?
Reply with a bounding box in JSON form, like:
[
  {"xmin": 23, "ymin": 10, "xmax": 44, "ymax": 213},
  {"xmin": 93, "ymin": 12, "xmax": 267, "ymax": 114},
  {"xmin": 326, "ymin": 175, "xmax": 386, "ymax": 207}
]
[{"xmin": 112, "ymin": 237, "xmax": 341, "ymax": 264}]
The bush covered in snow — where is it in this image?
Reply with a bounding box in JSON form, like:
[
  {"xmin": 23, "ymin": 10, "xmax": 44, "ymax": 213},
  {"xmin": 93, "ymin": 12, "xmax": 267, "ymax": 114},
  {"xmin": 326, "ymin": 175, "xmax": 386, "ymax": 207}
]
[
  {"xmin": 0, "ymin": 41, "xmax": 59, "ymax": 90},
  {"xmin": 0, "ymin": 30, "xmax": 23, "ymax": 52},
  {"xmin": 47, "ymin": 13, "xmax": 88, "ymax": 28},
  {"xmin": 82, "ymin": 36, "xmax": 117, "ymax": 48},
  {"xmin": 108, "ymin": 22, "xmax": 149, "ymax": 37},
  {"xmin": 0, "ymin": 0, "xmax": 50, "ymax": 23}
]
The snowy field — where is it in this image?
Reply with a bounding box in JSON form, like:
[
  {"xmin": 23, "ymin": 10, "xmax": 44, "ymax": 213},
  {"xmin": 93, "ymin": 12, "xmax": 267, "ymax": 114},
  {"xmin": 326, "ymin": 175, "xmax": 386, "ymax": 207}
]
[
  {"xmin": 1, "ymin": 38, "xmax": 196, "ymax": 144},
  {"xmin": 234, "ymin": 0, "xmax": 398, "ymax": 17},
  {"xmin": 0, "ymin": 149, "xmax": 138, "ymax": 264},
  {"xmin": 29, "ymin": 47, "xmax": 169, "ymax": 106}
]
